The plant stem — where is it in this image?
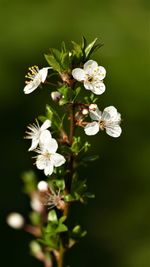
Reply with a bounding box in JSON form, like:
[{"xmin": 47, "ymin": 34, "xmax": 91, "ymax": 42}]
[{"xmin": 57, "ymin": 102, "xmax": 75, "ymax": 267}]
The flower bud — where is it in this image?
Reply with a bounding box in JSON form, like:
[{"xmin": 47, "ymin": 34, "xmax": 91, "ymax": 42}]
[
  {"xmin": 30, "ymin": 194, "xmax": 42, "ymax": 212},
  {"xmin": 82, "ymin": 108, "xmax": 89, "ymax": 115},
  {"xmin": 89, "ymin": 103, "xmax": 97, "ymax": 111},
  {"xmin": 37, "ymin": 181, "xmax": 48, "ymax": 192},
  {"xmin": 51, "ymin": 91, "xmax": 62, "ymax": 102},
  {"xmin": 6, "ymin": 213, "xmax": 24, "ymax": 229}
]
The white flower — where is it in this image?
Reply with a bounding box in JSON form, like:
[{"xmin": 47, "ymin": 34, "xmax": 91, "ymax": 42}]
[
  {"xmin": 35, "ymin": 138, "xmax": 66, "ymax": 176},
  {"xmin": 25, "ymin": 119, "xmax": 51, "ymax": 151},
  {"xmin": 72, "ymin": 60, "xmax": 106, "ymax": 95},
  {"xmin": 24, "ymin": 66, "xmax": 50, "ymax": 94},
  {"xmin": 84, "ymin": 105, "xmax": 122, "ymax": 137},
  {"xmin": 6, "ymin": 213, "xmax": 24, "ymax": 229}
]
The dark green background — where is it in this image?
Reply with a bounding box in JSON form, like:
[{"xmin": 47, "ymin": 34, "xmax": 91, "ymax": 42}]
[{"xmin": 0, "ymin": 0, "xmax": 149, "ymax": 266}]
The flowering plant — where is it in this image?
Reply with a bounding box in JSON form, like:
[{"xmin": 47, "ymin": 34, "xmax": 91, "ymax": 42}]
[{"xmin": 7, "ymin": 37, "xmax": 122, "ymax": 267}]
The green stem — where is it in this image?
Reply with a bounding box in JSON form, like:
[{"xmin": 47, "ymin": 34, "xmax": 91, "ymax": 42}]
[{"xmin": 57, "ymin": 102, "xmax": 75, "ymax": 267}]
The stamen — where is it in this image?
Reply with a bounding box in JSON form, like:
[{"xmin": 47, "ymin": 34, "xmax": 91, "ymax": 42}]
[{"xmin": 25, "ymin": 65, "xmax": 39, "ymax": 83}]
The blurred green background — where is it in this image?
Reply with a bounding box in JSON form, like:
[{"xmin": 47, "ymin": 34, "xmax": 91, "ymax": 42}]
[{"xmin": 0, "ymin": 0, "xmax": 149, "ymax": 266}]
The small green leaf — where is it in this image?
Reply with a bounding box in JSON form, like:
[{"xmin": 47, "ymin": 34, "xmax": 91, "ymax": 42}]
[
  {"xmin": 73, "ymin": 87, "xmax": 81, "ymax": 101},
  {"xmin": 48, "ymin": 210, "xmax": 58, "ymax": 223},
  {"xmin": 82, "ymin": 155, "xmax": 99, "ymax": 162},
  {"xmin": 59, "ymin": 216, "xmax": 67, "ymax": 224},
  {"xmin": 56, "ymin": 224, "xmax": 68, "ymax": 233},
  {"xmin": 53, "ymin": 179, "xmax": 65, "ymax": 190},
  {"xmin": 45, "ymin": 54, "xmax": 62, "ymax": 73}
]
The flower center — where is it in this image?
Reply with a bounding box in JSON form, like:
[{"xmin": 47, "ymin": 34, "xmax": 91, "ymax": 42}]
[
  {"xmin": 87, "ymin": 75, "xmax": 94, "ymax": 83},
  {"xmin": 25, "ymin": 65, "xmax": 39, "ymax": 84},
  {"xmin": 99, "ymin": 120, "xmax": 105, "ymax": 130}
]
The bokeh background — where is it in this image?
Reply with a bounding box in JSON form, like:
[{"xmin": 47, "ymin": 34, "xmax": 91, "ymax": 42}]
[{"xmin": 0, "ymin": 0, "xmax": 149, "ymax": 266}]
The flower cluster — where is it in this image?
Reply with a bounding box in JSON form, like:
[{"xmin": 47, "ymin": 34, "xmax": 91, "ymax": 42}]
[{"xmin": 25, "ymin": 119, "xmax": 66, "ymax": 176}]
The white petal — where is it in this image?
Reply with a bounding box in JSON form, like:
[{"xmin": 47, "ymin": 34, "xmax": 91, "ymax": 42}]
[
  {"xmin": 72, "ymin": 68, "xmax": 85, "ymax": 81},
  {"xmin": 23, "ymin": 78, "xmax": 41, "ymax": 94},
  {"xmin": 97, "ymin": 66, "xmax": 106, "ymax": 80},
  {"xmin": 39, "ymin": 67, "xmax": 50, "ymax": 83},
  {"xmin": 44, "ymin": 164, "xmax": 54, "ymax": 176},
  {"xmin": 84, "ymin": 60, "xmax": 98, "ymax": 75},
  {"xmin": 84, "ymin": 80, "xmax": 105, "ymax": 95},
  {"xmin": 46, "ymin": 138, "xmax": 58, "ymax": 153},
  {"xmin": 84, "ymin": 122, "xmax": 99, "ymax": 136},
  {"xmin": 41, "ymin": 119, "xmax": 51, "ymax": 131},
  {"xmin": 39, "ymin": 130, "xmax": 52, "ymax": 147},
  {"xmin": 89, "ymin": 107, "xmax": 102, "ymax": 121},
  {"xmin": 36, "ymin": 155, "xmax": 46, "ymax": 170},
  {"xmin": 28, "ymin": 138, "xmax": 39, "ymax": 151},
  {"xmin": 51, "ymin": 153, "xmax": 66, "ymax": 167},
  {"xmin": 106, "ymin": 125, "xmax": 122, "ymax": 138},
  {"xmin": 102, "ymin": 106, "xmax": 118, "ymax": 121}
]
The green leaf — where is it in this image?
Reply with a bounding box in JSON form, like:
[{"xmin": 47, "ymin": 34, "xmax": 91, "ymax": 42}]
[
  {"xmin": 56, "ymin": 224, "xmax": 68, "ymax": 233},
  {"xmin": 53, "ymin": 179, "xmax": 65, "ymax": 190},
  {"xmin": 82, "ymin": 155, "xmax": 99, "ymax": 162},
  {"xmin": 72, "ymin": 225, "xmax": 87, "ymax": 238},
  {"xmin": 45, "ymin": 53, "xmax": 62, "ymax": 73},
  {"xmin": 73, "ymin": 87, "xmax": 81, "ymax": 101},
  {"xmin": 48, "ymin": 210, "xmax": 58, "ymax": 223},
  {"xmin": 84, "ymin": 38, "xmax": 103, "ymax": 59},
  {"xmin": 46, "ymin": 104, "xmax": 61, "ymax": 130},
  {"xmin": 85, "ymin": 38, "xmax": 98, "ymax": 58},
  {"xmin": 59, "ymin": 216, "xmax": 67, "ymax": 224}
]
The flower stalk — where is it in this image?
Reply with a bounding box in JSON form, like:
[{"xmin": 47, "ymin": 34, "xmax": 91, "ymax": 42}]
[{"xmin": 7, "ymin": 37, "xmax": 122, "ymax": 267}]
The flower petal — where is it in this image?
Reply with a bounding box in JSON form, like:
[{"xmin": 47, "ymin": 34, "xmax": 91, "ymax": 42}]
[
  {"xmin": 46, "ymin": 138, "xmax": 58, "ymax": 153},
  {"xmin": 84, "ymin": 80, "xmax": 105, "ymax": 95},
  {"xmin": 97, "ymin": 66, "xmax": 106, "ymax": 80},
  {"xmin": 40, "ymin": 119, "xmax": 51, "ymax": 131},
  {"xmin": 36, "ymin": 155, "xmax": 46, "ymax": 170},
  {"xmin": 84, "ymin": 122, "xmax": 99, "ymax": 136},
  {"xmin": 84, "ymin": 60, "xmax": 98, "ymax": 75},
  {"xmin": 106, "ymin": 125, "xmax": 122, "ymax": 138},
  {"xmin": 28, "ymin": 138, "xmax": 39, "ymax": 151},
  {"xmin": 89, "ymin": 107, "xmax": 102, "ymax": 121},
  {"xmin": 39, "ymin": 67, "xmax": 50, "ymax": 83},
  {"xmin": 102, "ymin": 106, "xmax": 119, "ymax": 121},
  {"xmin": 23, "ymin": 78, "xmax": 41, "ymax": 94},
  {"xmin": 51, "ymin": 153, "xmax": 66, "ymax": 167},
  {"xmin": 39, "ymin": 130, "xmax": 52, "ymax": 147},
  {"xmin": 44, "ymin": 164, "xmax": 54, "ymax": 176},
  {"xmin": 72, "ymin": 68, "xmax": 85, "ymax": 81}
]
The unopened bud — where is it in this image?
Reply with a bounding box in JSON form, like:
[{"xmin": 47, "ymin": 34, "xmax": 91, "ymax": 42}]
[
  {"xmin": 30, "ymin": 195, "xmax": 42, "ymax": 212},
  {"xmin": 82, "ymin": 108, "xmax": 89, "ymax": 115},
  {"xmin": 89, "ymin": 104, "xmax": 97, "ymax": 111},
  {"xmin": 37, "ymin": 181, "xmax": 48, "ymax": 192},
  {"xmin": 51, "ymin": 91, "xmax": 62, "ymax": 102},
  {"xmin": 6, "ymin": 213, "xmax": 24, "ymax": 229}
]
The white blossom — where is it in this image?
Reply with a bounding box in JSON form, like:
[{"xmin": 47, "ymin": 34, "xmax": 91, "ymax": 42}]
[
  {"xmin": 84, "ymin": 105, "xmax": 122, "ymax": 138},
  {"xmin": 25, "ymin": 119, "xmax": 51, "ymax": 151},
  {"xmin": 24, "ymin": 66, "xmax": 50, "ymax": 94},
  {"xmin": 35, "ymin": 138, "xmax": 66, "ymax": 176},
  {"xmin": 6, "ymin": 213, "xmax": 24, "ymax": 229},
  {"xmin": 72, "ymin": 60, "xmax": 106, "ymax": 95}
]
